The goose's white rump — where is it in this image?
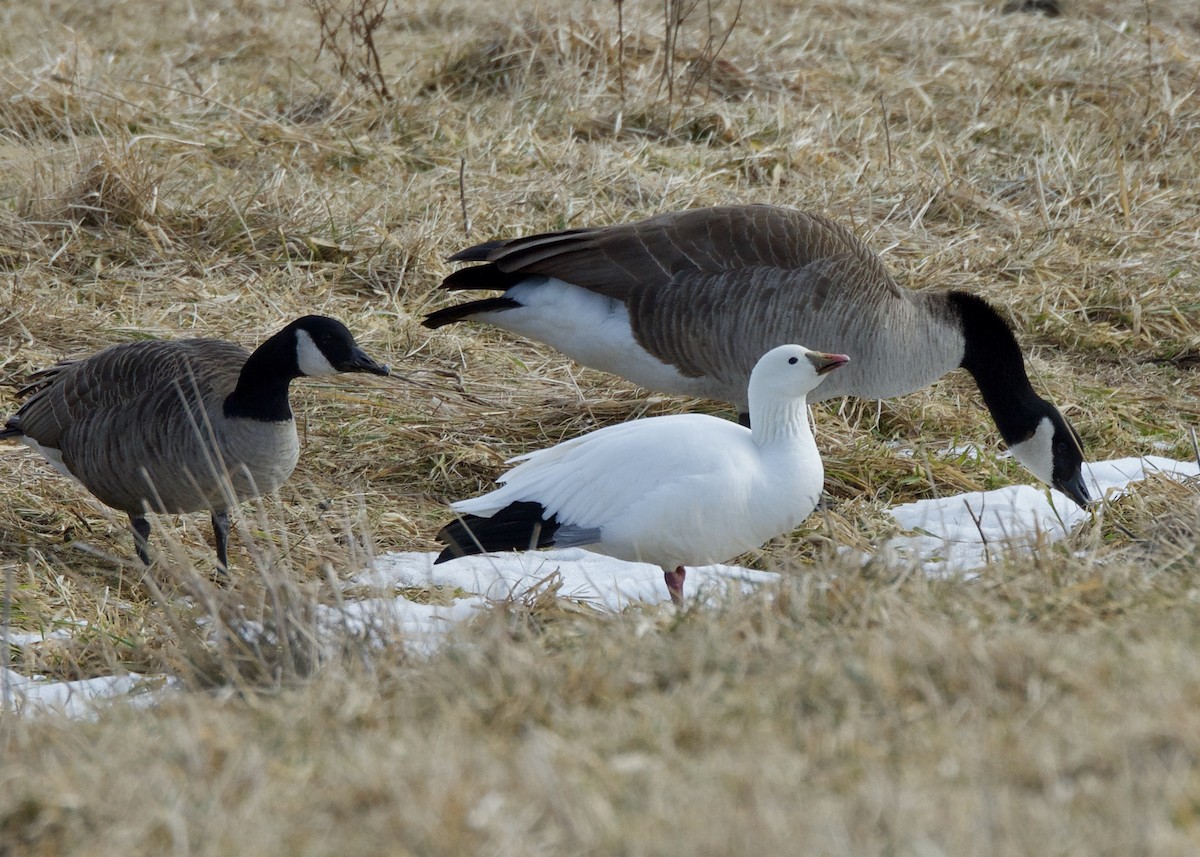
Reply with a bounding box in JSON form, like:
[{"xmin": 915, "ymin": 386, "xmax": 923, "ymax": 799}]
[{"xmin": 437, "ymin": 344, "xmax": 848, "ymax": 603}]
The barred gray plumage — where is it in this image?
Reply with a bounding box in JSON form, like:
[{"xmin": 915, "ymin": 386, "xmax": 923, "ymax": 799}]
[{"xmin": 2, "ymin": 316, "xmax": 389, "ymax": 571}]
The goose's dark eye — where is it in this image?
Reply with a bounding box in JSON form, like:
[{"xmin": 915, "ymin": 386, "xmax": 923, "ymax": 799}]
[{"xmin": 788, "ymin": 357, "xmax": 798, "ymax": 364}]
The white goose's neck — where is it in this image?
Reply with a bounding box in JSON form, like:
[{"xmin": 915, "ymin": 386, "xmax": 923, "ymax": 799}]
[{"xmin": 750, "ymin": 397, "xmax": 812, "ymax": 448}]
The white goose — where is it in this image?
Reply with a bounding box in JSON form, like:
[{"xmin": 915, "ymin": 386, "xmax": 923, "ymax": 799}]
[
  {"xmin": 424, "ymin": 205, "xmax": 1091, "ymax": 507},
  {"xmin": 435, "ymin": 344, "xmax": 847, "ymax": 604}
]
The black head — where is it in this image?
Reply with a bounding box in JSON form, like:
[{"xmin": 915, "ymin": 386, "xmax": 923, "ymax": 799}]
[
  {"xmin": 1008, "ymin": 400, "xmax": 1092, "ymax": 509},
  {"xmin": 288, "ymin": 315, "xmax": 390, "ymax": 378},
  {"xmin": 227, "ymin": 316, "xmax": 388, "ymax": 421},
  {"xmin": 948, "ymin": 292, "xmax": 1091, "ymax": 508},
  {"xmin": 1048, "ymin": 409, "xmax": 1091, "ymax": 508}
]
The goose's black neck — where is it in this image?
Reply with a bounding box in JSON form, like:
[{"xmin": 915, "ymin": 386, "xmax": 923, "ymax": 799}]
[
  {"xmin": 223, "ymin": 328, "xmax": 300, "ymax": 423},
  {"xmin": 949, "ymin": 291, "xmax": 1046, "ymax": 445}
]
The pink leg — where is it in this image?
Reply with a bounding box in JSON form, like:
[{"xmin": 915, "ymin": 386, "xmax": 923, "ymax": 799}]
[{"xmin": 663, "ymin": 566, "xmax": 687, "ymax": 606}]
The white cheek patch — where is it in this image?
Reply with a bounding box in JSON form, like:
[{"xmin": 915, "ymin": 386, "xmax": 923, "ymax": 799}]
[
  {"xmin": 295, "ymin": 329, "xmax": 339, "ymax": 377},
  {"xmin": 1008, "ymin": 416, "xmax": 1055, "ymax": 487}
]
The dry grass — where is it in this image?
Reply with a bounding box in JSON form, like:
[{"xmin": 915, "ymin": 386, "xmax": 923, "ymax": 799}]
[
  {"xmin": 5, "ymin": 556, "xmax": 1200, "ymax": 855},
  {"xmin": 0, "ymin": 0, "xmax": 1198, "ymax": 853}
]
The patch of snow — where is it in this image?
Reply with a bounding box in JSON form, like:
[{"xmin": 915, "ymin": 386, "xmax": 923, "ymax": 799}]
[
  {"xmin": 315, "ymin": 593, "xmax": 486, "ymax": 657},
  {"xmin": 887, "ymin": 456, "xmax": 1200, "ymax": 573},
  {"xmin": 1, "ymin": 668, "xmax": 171, "ymax": 719},
  {"xmin": 2, "ymin": 626, "xmax": 79, "ymax": 648},
  {"xmin": 356, "ymin": 548, "xmax": 777, "ymax": 612}
]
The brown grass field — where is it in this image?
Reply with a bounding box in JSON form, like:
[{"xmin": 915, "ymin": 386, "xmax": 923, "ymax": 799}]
[{"xmin": 1, "ymin": 0, "xmax": 1199, "ymax": 853}]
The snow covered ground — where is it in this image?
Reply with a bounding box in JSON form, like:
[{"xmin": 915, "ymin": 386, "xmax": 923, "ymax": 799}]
[
  {"xmin": 0, "ymin": 668, "xmax": 168, "ymax": 719},
  {"xmin": 4, "ymin": 455, "xmax": 1197, "ymax": 716},
  {"xmin": 889, "ymin": 455, "xmax": 1199, "ymax": 573}
]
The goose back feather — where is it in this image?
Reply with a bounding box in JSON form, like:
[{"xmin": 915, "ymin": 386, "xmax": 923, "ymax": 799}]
[{"xmin": 11, "ymin": 339, "xmax": 295, "ymax": 514}]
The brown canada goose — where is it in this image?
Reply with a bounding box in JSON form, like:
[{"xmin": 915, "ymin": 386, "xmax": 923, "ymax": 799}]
[
  {"xmin": 2, "ymin": 315, "xmax": 389, "ymax": 570},
  {"xmin": 423, "ymin": 205, "xmax": 1091, "ymax": 507},
  {"xmin": 436, "ymin": 344, "xmax": 848, "ymax": 605}
]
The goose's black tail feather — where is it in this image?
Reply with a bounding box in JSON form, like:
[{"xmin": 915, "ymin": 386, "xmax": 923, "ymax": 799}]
[
  {"xmin": 0, "ymin": 416, "xmax": 24, "ymax": 439},
  {"xmin": 422, "ymin": 296, "xmax": 522, "ymax": 329},
  {"xmin": 422, "ymin": 260, "xmax": 537, "ymax": 328},
  {"xmin": 440, "ymin": 263, "xmax": 529, "ymax": 292},
  {"xmin": 447, "ymin": 240, "xmax": 509, "ymax": 264},
  {"xmin": 435, "ymin": 501, "xmax": 560, "ymax": 563}
]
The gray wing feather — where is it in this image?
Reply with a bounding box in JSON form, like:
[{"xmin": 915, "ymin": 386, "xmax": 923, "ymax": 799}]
[
  {"xmin": 12, "ymin": 339, "xmax": 252, "ymax": 513},
  {"xmin": 480, "ymin": 206, "xmax": 904, "ymax": 301},
  {"xmin": 452, "ymin": 205, "xmax": 960, "ymax": 405},
  {"xmin": 624, "ymin": 254, "xmax": 922, "ymax": 397}
]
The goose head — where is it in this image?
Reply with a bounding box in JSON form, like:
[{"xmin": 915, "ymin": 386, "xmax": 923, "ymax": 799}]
[
  {"xmin": 1007, "ymin": 405, "xmax": 1091, "ymax": 508},
  {"xmin": 288, "ymin": 315, "xmax": 391, "ymax": 378},
  {"xmin": 749, "ymin": 344, "xmax": 850, "ymax": 401},
  {"xmin": 228, "ymin": 316, "xmax": 389, "ymax": 422}
]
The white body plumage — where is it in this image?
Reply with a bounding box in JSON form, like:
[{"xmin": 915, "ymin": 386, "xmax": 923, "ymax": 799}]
[{"xmin": 442, "ymin": 344, "xmax": 848, "ymax": 600}]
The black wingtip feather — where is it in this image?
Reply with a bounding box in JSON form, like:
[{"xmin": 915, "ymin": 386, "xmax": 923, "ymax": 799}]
[
  {"xmin": 440, "ymin": 264, "xmax": 531, "ymax": 293},
  {"xmin": 422, "ymin": 296, "xmax": 523, "ymax": 329},
  {"xmin": 434, "ymin": 501, "xmax": 560, "ymax": 563},
  {"xmin": 447, "ymin": 240, "xmax": 510, "ymax": 263}
]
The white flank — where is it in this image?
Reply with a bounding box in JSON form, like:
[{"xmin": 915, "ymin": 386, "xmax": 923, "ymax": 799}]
[
  {"xmin": 476, "ymin": 277, "xmax": 717, "ymax": 399},
  {"xmin": 18, "ymin": 436, "xmax": 81, "ymax": 484}
]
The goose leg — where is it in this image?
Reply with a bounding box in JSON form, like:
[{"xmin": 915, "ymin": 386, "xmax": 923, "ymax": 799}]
[
  {"xmin": 663, "ymin": 566, "xmax": 687, "ymax": 606},
  {"xmin": 211, "ymin": 510, "xmax": 231, "ymax": 576},
  {"xmin": 129, "ymin": 514, "xmax": 152, "ymax": 565}
]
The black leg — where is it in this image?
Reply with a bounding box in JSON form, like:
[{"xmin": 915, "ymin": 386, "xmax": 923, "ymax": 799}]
[
  {"xmin": 211, "ymin": 510, "xmax": 231, "ymax": 576},
  {"xmin": 129, "ymin": 514, "xmax": 152, "ymax": 565}
]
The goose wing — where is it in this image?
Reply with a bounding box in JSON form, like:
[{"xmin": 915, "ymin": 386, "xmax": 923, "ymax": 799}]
[
  {"xmin": 449, "ymin": 205, "xmax": 902, "ymax": 301},
  {"xmin": 444, "ymin": 206, "xmax": 916, "ymax": 398},
  {"xmin": 12, "ymin": 339, "xmax": 248, "ymax": 449},
  {"xmin": 622, "ymin": 253, "xmax": 899, "ymax": 392},
  {"xmin": 9, "ymin": 340, "xmax": 250, "ymax": 511}
]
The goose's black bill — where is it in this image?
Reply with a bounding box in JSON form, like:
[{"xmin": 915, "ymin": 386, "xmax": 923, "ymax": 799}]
[
  {"xmin": 1056, "ymin": 468, "xmax": 1092, "ymax": 509},
  {"xmin": 338, "ymin": 347, "xmax": 390, "ymax": 376}
]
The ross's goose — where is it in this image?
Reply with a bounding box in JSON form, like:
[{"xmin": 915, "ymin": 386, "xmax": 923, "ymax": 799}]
[{"xmin": 435, "ymin": 343, "xmax": 847, "ymax": 604}]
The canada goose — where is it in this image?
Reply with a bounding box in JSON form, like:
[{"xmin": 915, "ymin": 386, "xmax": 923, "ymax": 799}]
[
  {"xmin": 1, "ymin": 315, "xmax": 389, "ymax": 570},
  {"xmin": 424, "ymin": 205, "xmax": 1091, "ymax": 508},
  {"xmin": 435, "ymin": 344, "xmax": 847, "ymax": 605}
]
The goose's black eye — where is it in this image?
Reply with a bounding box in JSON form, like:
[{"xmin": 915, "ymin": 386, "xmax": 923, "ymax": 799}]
[{"xmin": 788, "ymin": 357, "xmax": 798, "ymax": 364}]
